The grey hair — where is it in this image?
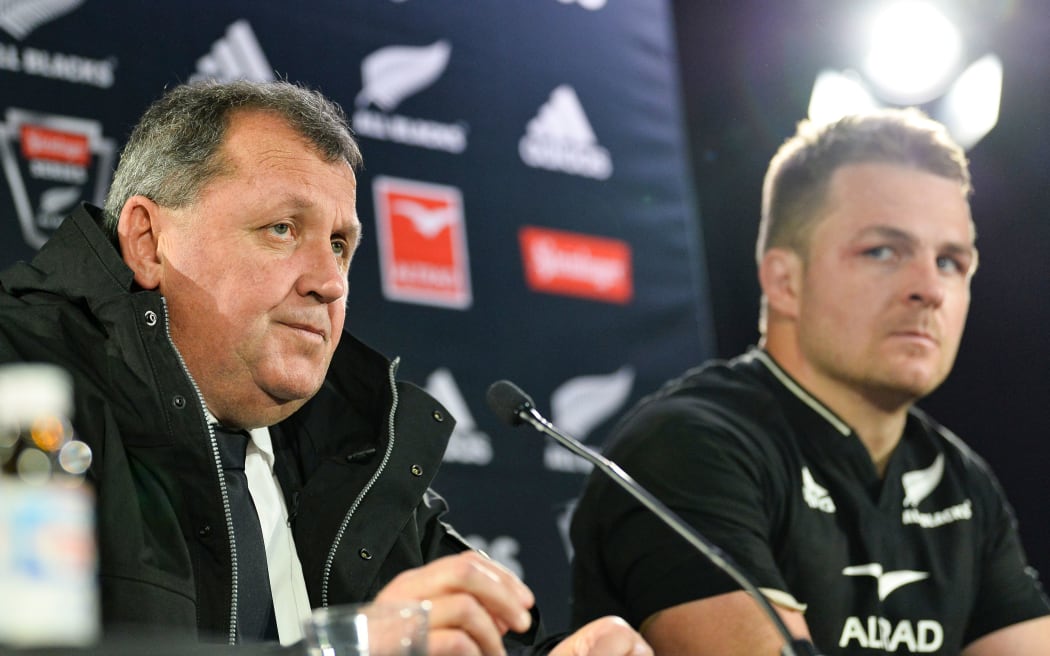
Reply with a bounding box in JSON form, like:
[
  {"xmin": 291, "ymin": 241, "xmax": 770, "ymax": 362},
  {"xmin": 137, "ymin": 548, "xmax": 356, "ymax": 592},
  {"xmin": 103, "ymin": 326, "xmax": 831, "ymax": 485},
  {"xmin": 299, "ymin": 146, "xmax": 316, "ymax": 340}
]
[
  {"xmin": 755, "ymin": 108, "xmax": 971, "ymax": 334},
  {"xmin": 102, "ymin": 79, "xmax": 362, "ymax": 238}
]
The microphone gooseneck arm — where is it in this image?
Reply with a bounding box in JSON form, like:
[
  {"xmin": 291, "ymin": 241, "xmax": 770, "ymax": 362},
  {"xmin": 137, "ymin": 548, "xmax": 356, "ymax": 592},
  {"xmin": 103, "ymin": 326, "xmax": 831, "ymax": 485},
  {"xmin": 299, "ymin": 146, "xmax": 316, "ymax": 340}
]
[{"xmin": 486, "ymin": 380, "xmax": 821, "ymax": 656}]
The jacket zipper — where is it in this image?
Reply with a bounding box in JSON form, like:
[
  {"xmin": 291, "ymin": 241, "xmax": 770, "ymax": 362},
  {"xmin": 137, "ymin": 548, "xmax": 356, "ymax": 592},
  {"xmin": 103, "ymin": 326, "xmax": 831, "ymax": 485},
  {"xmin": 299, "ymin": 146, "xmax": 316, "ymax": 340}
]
[
  {"xmin": 160, "ymin": 299, "xmax": 240, "ymax": 645},
  {"xmin": 320, "ymin": 357, "xmax": 401, "ymax": 607}
]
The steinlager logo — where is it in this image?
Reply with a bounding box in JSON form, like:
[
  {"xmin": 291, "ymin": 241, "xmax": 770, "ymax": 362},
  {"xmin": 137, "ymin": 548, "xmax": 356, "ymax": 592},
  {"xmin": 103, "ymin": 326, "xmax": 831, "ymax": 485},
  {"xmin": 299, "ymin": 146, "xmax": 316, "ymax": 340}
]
[{"xmin": 0, "ymin": 108, "xmax": 115, "ymax": 248}]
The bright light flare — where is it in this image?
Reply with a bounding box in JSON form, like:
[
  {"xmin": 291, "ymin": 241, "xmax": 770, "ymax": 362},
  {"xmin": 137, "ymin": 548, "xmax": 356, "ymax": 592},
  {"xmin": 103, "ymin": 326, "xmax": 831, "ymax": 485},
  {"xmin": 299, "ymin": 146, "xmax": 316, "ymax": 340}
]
[
  {"xmin": 863, "ymin": 2, "xmax": 963, "ymax": 104},
  {"xmin": 808, "ymin": 69, "xmax": 880, "ymax": 126},
  {"xmin": 938, "ymin": 54, "xmax": 1003, "ymax": 150}
]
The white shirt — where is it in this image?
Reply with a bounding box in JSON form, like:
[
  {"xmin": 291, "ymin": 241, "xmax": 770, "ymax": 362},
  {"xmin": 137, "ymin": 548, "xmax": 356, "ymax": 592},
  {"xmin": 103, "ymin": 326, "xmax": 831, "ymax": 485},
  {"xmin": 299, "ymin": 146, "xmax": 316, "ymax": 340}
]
[{"xmin": 208, "ymin": 412, "xmax": 312, "ymax": 645}]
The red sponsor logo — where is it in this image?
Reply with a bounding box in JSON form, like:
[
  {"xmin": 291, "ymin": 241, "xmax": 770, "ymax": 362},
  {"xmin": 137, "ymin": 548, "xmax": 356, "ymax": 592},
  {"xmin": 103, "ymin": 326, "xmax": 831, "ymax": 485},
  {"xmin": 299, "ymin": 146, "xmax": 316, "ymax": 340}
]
[
  {"xmin": 373, "ymin": 176, "xmax": 472, "ymax": 309},
  {"xmin": 20, "ymin": 125, "xmax": 90, "ymax": 165},
  {"xmin": 519, "ymin": 226, "xmax": 632, "ymax": 304}
]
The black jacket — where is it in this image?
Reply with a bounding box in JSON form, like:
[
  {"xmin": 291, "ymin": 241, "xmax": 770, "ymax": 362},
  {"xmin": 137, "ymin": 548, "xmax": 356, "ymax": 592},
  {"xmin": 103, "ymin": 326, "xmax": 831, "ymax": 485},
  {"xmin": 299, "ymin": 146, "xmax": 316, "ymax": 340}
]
[{"xmin": 0, "ymin": 204, "xmax": 552, "ymax": 651}]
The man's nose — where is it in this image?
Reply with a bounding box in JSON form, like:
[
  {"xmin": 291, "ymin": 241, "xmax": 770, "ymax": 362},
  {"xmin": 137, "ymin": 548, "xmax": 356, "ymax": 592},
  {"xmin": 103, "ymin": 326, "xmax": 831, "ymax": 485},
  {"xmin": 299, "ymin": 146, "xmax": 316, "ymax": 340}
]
[
  {"xmin": 906, "ymin": 257, "xmax": 946, "ymax": 308},
  {"xmin": 296, "ymin": 240, "xmax": 347, "ymax": 303}
]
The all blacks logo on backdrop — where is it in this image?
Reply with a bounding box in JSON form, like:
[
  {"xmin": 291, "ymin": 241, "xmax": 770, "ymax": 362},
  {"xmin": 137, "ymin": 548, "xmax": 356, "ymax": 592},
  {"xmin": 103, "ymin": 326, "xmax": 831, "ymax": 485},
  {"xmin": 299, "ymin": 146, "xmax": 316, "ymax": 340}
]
[{"xmin": 0, "ymin": 108, "xmax": 115, "ymax": 249}]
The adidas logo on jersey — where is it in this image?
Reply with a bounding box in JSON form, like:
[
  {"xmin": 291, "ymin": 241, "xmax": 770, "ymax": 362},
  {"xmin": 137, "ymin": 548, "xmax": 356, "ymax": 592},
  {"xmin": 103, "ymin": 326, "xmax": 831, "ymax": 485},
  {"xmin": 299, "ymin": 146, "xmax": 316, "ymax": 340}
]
[
  {"xmin": 801, "ymin": 467, "xmax": 836, "ymax": 513},
  {"xmin": 190, "ymin": 20, "xmax": 274, "ymax": 83},
  {"xmin": 352, "ymin": 41, "xmax": 467, "ymax": 153},
  {"xmin": 519, "ymin": 85, "xmax": 612, "ymax": 180}
]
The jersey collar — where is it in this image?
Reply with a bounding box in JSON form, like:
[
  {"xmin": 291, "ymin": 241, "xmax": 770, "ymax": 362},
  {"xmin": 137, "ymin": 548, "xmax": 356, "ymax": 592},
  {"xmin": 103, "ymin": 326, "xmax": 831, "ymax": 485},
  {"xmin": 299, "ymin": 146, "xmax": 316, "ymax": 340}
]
[{"xmin": 748, "ymin": 349, "xmax": 852, "ymax": 437}]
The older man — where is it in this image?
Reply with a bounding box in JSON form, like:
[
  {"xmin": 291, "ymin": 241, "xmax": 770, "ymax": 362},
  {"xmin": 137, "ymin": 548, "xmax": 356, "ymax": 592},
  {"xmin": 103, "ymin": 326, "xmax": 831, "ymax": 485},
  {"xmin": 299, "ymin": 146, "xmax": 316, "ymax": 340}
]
[{"xmin": 0, "ymin": 80, "xmax": 650, "ymax": 656}]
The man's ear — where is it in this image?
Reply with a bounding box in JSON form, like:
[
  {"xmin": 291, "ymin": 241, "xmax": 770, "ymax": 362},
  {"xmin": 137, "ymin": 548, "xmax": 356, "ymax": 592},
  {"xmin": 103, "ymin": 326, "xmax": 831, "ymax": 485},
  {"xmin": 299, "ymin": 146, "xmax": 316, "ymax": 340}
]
[
  {"xmin": 117, "ymin": 195, "xmax": 165, "ymax": 290},
  {"xmin": 759, "ymin": 247, "xmax": 803, "ymax": 321}
]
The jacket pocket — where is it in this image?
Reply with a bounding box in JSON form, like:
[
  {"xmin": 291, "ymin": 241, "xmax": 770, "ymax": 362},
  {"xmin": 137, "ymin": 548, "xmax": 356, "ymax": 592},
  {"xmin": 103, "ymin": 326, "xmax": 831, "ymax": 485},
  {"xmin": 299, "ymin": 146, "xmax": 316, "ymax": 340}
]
[{"xmin": 99, "ymin": 571, "xmax": 197, "ymax": 638}]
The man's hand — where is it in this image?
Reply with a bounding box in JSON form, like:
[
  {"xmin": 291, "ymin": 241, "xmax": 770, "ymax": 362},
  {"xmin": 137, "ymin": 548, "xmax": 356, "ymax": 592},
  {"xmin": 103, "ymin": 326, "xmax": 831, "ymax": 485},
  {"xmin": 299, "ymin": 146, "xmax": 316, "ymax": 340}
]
[
  {"xmin": 374, "ymin": 551, "xmax": 534, "ymax": 656},
  {"xmin": 373, "ymin": 551, "xmax": 651, "ymax": 656},
  {"xmin": 550, "ymin": 616, "xmax": 653, "ymax": 656}
]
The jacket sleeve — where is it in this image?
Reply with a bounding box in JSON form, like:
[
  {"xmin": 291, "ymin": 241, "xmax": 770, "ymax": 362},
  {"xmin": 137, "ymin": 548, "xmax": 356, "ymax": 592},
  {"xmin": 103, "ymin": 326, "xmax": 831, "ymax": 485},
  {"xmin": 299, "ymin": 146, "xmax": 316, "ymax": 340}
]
[{"xmin": 415, "ymin": 488, "xmax": 568, "ymax": 655}]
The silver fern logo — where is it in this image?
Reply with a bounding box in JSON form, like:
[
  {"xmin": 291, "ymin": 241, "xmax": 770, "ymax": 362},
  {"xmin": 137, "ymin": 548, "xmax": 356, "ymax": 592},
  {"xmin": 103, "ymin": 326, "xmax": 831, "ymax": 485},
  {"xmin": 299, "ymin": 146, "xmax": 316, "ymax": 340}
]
[
  {"xmin": 352, "ymin": 41, "xmax": 467, "ymax": 153},
  {"xmin": 900, "ymin": 454, "xmax": 973, "ymax": 528},
  {"xmin": 543, "ymin": 366, "xmax": 635, "ymax": 473},
  {"xmin": 0, "ymin": 0, "xmax": 84, "ymax": 40},
  {"xmin": 355, "ymin": 41, "xmax": 451, "ymax": 112},
  {"xmin": 902, "ymin": 454, "xmax": 944, "ymax": 507}
]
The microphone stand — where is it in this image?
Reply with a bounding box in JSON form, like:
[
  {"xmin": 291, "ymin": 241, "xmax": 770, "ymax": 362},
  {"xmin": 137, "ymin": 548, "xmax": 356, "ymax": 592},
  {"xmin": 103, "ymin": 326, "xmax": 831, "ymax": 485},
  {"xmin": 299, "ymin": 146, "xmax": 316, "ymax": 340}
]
[{"xmin": 505, "ymin": 389, "xmax": 822, "ymax": 656}]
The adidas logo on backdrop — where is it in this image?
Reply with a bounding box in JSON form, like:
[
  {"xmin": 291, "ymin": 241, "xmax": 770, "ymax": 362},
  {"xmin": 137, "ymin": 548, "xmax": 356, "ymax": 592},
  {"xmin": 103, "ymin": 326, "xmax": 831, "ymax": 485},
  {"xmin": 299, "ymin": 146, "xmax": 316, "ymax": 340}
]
[
  {"xmin": 519, "ymin": 85, "xmax": 612, "ymax": 180},
  {"xmin": 425, "ymin": 368, "xmax": 493, "ymax": 466},
  {"xmin": 191, "ymin": 20, "xmax": 274, "ymax": 83}
]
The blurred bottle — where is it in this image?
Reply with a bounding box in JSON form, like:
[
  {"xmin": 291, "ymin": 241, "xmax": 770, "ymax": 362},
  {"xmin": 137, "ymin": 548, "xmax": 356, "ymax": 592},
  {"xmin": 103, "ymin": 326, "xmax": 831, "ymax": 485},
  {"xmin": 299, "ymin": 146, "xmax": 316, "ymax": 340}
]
[{"xmin": 0, "ymin": 362, "xmax": 98, "ymax": 647}]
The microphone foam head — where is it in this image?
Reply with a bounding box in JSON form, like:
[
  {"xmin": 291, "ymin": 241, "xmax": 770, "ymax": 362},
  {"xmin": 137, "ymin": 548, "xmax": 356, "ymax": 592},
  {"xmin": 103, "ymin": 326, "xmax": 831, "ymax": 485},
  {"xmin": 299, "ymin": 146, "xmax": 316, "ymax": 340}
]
[{"xmin": 486, "ymin": 380, "xmax": 534, "ymax": 426}]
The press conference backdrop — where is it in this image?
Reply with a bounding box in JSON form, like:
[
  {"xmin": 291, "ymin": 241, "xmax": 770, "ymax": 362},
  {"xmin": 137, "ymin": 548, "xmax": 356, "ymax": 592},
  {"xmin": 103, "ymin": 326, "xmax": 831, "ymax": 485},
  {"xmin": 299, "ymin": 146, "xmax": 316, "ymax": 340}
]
[{"xmin": 0, "ymin": 0, "xmax": 713, "ymax": 630}]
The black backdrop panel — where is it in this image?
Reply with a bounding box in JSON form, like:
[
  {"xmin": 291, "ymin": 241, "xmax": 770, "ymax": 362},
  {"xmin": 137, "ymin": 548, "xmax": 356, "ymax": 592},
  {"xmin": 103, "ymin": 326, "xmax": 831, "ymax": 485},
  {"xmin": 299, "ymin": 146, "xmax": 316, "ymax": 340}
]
[{"xmin": 0, "ymin": 0, "xmax": 712, "ymax": 631}]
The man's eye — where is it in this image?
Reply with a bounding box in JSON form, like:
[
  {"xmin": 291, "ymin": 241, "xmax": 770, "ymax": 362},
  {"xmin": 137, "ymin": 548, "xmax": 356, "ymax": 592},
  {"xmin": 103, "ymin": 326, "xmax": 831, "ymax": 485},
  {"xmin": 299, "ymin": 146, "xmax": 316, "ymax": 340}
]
[
  {"xmin": 271, "ymin": 223, "xmax": 292, "ymax": 237},
  {"xmin": 936, "ymin": 256, "xmax": 963, "ymax": 273},
  {"xmin": 332, "ymin": 240, "xmax": 345, "ymax": 256},
  {"xmin": 863, "ymin": 245, "xmax": 893, "ymax": 260}
]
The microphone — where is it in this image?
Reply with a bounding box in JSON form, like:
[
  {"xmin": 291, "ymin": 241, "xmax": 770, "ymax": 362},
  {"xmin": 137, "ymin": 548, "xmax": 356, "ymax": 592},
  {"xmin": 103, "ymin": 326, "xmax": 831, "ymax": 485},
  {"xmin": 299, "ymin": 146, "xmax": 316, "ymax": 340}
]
[{"xmin": 486, "ymin": 380, "xmax": 822, "ymax": 656}]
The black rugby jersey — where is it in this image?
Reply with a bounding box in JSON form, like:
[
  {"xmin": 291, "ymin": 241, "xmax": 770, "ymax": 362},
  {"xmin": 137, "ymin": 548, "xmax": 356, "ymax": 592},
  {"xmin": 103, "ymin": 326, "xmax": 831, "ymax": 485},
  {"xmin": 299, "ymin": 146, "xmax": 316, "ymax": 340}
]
[{"xmin": 570, "ymin": 348, "xmax": 1049, "ymax": 654}]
